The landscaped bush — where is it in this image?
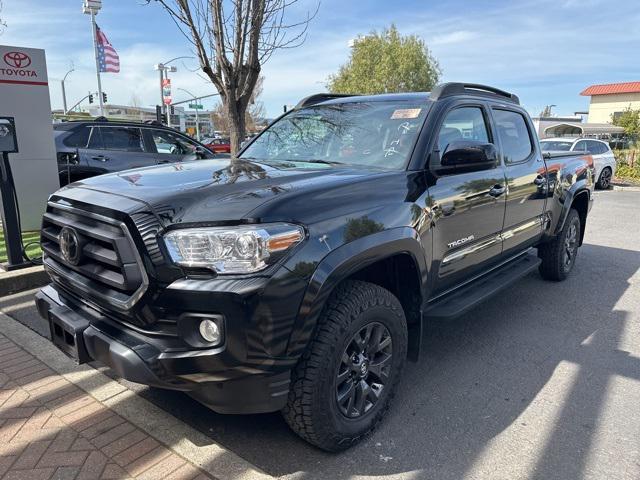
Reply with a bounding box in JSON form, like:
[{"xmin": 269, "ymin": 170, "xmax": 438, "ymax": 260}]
[{"xmin": 613, "ymin": 150, "xmax": 640, "ymax": 181}]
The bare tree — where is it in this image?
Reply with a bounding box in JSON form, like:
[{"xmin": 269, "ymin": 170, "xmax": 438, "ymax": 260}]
[{"xmin": 152, "ymin": 0, "xmax": 317, "ymax": 154}]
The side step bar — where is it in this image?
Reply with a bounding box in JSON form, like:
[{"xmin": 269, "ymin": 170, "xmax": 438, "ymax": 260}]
[{"xmin": 423, "ymin": 253, "xmax": 541, "ymax": 320}]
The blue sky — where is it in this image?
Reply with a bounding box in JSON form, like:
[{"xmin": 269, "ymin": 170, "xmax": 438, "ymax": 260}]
[{"xmin": 2, "ymin": 0, "xmax": 639, "ymax": 118}]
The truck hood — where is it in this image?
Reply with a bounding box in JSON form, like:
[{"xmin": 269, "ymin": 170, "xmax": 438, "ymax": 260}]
[{"xmin": 68, "ymin": 158, "xmax": 399, "ymax": 225}]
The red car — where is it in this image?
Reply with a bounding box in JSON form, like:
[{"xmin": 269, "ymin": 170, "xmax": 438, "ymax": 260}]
[{"xmin": 203, "ymin": 137, "xmax": 231, "ymax": 154}]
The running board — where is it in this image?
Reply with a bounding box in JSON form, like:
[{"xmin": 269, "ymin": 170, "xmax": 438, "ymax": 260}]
[{"xmin": 423, "ymin": 253, "xmax": 541, "ymax": 320}]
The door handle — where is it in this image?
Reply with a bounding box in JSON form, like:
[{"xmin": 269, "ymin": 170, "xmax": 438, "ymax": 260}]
[
  {"xmin": 488, "ymin": 184, "xmax": 506, "ymax": 197},
  {"xmin": 91, "ymin": 155, "xmax": 109, "ymax": 162}
]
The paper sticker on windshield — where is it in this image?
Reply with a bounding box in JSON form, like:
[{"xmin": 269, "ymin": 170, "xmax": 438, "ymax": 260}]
[{"xmin": 391, "ymin": 108, "xmax": 421, "ymax": 119}]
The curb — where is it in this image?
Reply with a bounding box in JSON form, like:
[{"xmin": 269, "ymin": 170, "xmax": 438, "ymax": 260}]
[
  {"xmin": 612, "ymin": 184, "xmax": 640, "ymax": 192},
  {"xmin": 0, "ymin": 264, "xmax": 49, "ymax": 296},
  {"xmin": 0, "ymin": 310, "xmax": 272, "ymax": 480}
]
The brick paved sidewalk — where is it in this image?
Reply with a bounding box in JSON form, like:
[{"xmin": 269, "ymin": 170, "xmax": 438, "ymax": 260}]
[{"xmin": 0, "ymin": 333, "xmax": 214, "ymax": 480}]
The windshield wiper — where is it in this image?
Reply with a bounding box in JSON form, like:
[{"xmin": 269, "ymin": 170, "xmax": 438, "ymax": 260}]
[{"xmin": 302, "ymin": 159, "xmax": 345, "ymax": 165}]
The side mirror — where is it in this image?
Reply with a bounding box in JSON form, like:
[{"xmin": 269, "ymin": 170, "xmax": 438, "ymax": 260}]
[{"xmin": 439, "ymin": 141, "xmax": 498, "ymax": 174}]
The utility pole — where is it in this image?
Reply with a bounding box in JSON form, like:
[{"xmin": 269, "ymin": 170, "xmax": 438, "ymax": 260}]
[
  {"xmin": 178, "ymin": 88, "xmax": 201, "ymax": 141},
  {"xmin": 60, "ymin": 66, "xmax": 74, "ymax": 114},
  {"xmin": 154, "ymin": 56, "xmax": 190, "ymax": 126},
  {"xmin": 83, "ymin": 0, "xmax": 104, "ymax": 116}
]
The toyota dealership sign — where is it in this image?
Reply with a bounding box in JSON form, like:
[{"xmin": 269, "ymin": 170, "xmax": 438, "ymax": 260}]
[
  {"xmin": 0, "ymin": 45, "xmax": 58, "ymax": 231},
  {"xmin": 0, "ymin": 46, "xmax": 47, "ymax": 86}
]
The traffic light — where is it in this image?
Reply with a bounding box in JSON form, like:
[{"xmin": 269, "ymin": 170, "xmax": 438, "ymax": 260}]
[
  {"xmin": 170, "ymin": 105, "xmax": 175, "ymax": 115},
  {"xmin": 88, "ymin": 94, "xmax": 94, "ymax": 104},
  {"xmin": 102, "ymin": 92, "xmax": 107, "ymax": 103},
  {"xmin": 155, "ymin": 105, "xmax": 167, "ymax": 125}
]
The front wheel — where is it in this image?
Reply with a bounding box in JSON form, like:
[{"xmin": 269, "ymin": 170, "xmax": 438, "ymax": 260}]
[
  {"xmin": 282, "ymin": 280, "xmax": 407, "ymax": 451},
  {"xmin": 538, "ymin": 208, "xmax": 581, "ymax": 281}
]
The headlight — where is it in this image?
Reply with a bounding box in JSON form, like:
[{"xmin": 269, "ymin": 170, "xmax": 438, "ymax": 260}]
[{"xmin": 163, "ymin": 223, "xmax": 304, "ymax": 274}]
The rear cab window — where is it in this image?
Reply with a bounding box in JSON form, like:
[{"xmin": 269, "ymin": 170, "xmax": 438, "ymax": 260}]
[{"xmin": 492, "ymin": 109, "xmax": 534, "ymax": 164}]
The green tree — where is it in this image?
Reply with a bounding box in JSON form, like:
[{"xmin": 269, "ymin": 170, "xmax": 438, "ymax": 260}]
[
  {"xmin": 328, "ymin": 25, "xmax": 441, "ymax": 95},
  {"xmin": 612, "ymin": 107, "xmax": 640, "ymax": 136}
]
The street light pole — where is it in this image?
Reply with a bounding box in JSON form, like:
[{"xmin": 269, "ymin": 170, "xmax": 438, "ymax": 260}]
[
  {"xmin": 83, "ymin": 1, "xmax": 104, "ymax": 116},
  {"xmin": 60, "ymin": 67, "xmax": 74, "ymax": 114},
  {"xmin": 178, "ymin": 87, "xmax": 200, "ymax": 141},
  {"xmin": 154, "ymin": 56, "xmax": 192, "ymax": 126}
]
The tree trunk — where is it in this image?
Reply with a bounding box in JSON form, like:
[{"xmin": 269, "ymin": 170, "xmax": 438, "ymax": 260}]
[{"xmin": 226, "ymin": 98, "xmax": 246, "ymax": 156}]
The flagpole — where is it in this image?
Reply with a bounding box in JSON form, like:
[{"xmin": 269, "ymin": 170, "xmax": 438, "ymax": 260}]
[{"xmin": 90, "ymin": 10, "xmax": 104, "ymax": 116}]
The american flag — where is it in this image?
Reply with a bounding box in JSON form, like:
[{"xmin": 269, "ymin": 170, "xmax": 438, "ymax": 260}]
[{"xmin": 96, "ymin": 24, "xmax": 120, "ymax": 73}]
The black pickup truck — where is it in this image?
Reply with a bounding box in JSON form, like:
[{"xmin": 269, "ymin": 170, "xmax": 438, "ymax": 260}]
[{"xmin": 36, "ymin": 83, "xmax": 594, "ymax": 451}]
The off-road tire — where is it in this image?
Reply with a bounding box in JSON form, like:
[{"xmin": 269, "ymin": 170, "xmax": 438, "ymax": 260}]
[
  {"xmin": 282, "ymin": 280, "xmax": 407, "ymax": 451},
  {"xmin": 538, "ymin": 208, "xmax": 581, "ymax": 281},
  {"xmin": 596, "ymin": 167, "xmax": 612, "ymax": 190}
]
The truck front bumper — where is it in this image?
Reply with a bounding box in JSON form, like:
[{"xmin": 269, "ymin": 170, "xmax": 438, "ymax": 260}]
[{"xmin": 35, "ymin": 284, "xmax": 292, "ymax": 414}]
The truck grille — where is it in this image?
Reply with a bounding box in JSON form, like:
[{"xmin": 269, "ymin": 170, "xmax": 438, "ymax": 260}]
[{"xmin": 41, "ymin": 201, "xmax": 147, "ymax": 312}]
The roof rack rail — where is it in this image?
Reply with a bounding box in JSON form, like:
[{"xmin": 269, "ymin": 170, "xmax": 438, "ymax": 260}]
[
  {"xmin": 430, "ymin": 83, "xmax": 520, "ymax": 104},
  {"xmin": 94, "ymin": 116, "xmax": 109, "ymax": 122},
  {"xmin": 295, "ymin": 93, "xmax": 360, "ymax": 109}
]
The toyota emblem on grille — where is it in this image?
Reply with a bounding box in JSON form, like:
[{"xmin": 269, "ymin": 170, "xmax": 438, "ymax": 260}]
[{"xmin": 59, "ymin": 227, "xmax": 82, "ymax": 265}]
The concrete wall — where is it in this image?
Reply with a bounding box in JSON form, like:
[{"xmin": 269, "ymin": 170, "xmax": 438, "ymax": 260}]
[
  {"xmin": 0, "ymin": 45, "xmax": 60, "ymax": 231},
  {"xmin": 587, "ymin": 93, "xmax": 640, "ymax": 123}
]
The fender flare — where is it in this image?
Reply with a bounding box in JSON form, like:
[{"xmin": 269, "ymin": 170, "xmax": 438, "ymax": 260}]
[
  {"xmin": 554, "ymin": 184, "xmax": 591, "ymax": 238},
  {"xmin": 285, "ymin": 227, "xmax": 428, "ymax": 358}
]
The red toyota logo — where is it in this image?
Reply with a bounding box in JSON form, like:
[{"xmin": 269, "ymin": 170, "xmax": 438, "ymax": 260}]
[{"xmin": 3, "ymin": 51, "xmax": 31, "ymax": 69}]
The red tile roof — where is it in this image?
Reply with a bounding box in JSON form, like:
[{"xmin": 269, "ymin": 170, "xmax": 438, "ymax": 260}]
[{"xmin": 580, "ymin": 81, "xmax": 640, "ymax": 96}]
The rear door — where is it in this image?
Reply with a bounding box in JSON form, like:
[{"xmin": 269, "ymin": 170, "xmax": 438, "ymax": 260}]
[
  {"xmin": 491, "ymin": 107, "xmax": 546, "ymax": 256},
  {"xmin": 426, "ymin": 103, "xmax": 507, "ymax": 294},
  {"xmin": 83, "ymin": 126, "xmax": 156, "ymax": 173}
]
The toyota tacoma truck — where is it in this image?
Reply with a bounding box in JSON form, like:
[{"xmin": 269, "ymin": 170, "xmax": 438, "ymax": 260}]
[{"xmin": 36, "ymin": 83, "xmax": 594, "ymax": 451}]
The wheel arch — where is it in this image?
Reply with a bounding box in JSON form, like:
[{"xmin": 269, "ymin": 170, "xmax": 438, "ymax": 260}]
[{"xmin": 286, "ymin": 227, "xmax": 428, "ymax": 361}]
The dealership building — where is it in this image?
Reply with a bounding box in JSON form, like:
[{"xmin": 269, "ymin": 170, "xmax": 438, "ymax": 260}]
[{"xmin": 581, "ymin": 81, "xmax": 640, "ymax": 123}]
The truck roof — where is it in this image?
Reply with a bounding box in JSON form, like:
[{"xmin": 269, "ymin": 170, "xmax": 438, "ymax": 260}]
[{"xmin": 298, "ymin": 83, "xmax": 520, "ymax": 109}]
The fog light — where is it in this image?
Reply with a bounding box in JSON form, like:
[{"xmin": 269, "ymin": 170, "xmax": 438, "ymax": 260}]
[{"xmin": 199, "ymin": 319, "xmax": 221, "ymax": 344}]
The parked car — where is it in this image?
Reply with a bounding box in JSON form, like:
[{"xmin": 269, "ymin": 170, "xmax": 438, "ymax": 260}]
[
  {"xmin": 203, "ymin": 137, "xmax": 231, "ymax": 154},
  {"xmin": 37, "ymin": 83, "xmax": 594, "ymax": 451},
  {"xmin": 54, "ymin": 119, "xmax": 216, "ymax": 185},
  {"xmin": 540, "ymin": 137, "xmax": 615, "ymax": 189}
]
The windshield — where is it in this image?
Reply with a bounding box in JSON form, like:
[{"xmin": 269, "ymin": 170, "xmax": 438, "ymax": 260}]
[
  {"xmin": 540, "ymin": 140, "xmax": 573, "ymax": 151},
  {"xmin": 240, "ymin": 101, "xmax": 429, "ymax": 169}
]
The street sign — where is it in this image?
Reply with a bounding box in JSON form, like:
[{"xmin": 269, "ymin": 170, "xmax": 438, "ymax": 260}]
[
  {"xmin": 162, "ymin": 78, "xmax": 171, "ymax": 105},
  {"xmin": 189, "ymin": 103, "xmax": 203, "ymax": 109}
]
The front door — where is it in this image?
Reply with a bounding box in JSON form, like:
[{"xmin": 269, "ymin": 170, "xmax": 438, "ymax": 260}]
[{"xmin": 426, "ymin": 104, "xmax": 507, "ymax": 294}]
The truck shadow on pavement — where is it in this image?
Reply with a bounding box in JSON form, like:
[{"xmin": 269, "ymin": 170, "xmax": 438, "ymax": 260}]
[
  {"xmin": 128, "ymin": 242, "xmax": 640, "ymax": 479},
  {"xmin": 2, "ymin": 241, "xmax": 638, "ymax": 479}
]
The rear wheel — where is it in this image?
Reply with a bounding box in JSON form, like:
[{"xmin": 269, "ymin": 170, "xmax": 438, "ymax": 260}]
[
  {"xmin": 282, "ymin": 280, "xmax": 407, "ymax": 451},
  {"xmin": 596, "ymin": 167, "xmax": 612, "ymax": 189},
  {"xmin": 538, "ymin": 208, "xmax": 581, "ymax": 281}
]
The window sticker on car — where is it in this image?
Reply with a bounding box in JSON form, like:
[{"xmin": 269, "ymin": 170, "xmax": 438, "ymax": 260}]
[{"xmin": 391, "ymin": 108, "xmax": 421, "ymax": 119}]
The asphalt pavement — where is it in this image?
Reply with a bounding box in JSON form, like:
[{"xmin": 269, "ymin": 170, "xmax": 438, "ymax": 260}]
[{"xmin": 2, "ymin": 190, "xmax": 639, "ymax": 480}]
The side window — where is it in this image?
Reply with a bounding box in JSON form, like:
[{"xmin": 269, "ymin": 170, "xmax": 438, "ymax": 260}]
[
  {"xmin": 87, "ymin": 127, "xmax": 102, "ymax": 149},
  {"xmin": 63, "ymin": 127, "xmax": 91, "ymax": 148},
  {"xmin": 493, "ymin": 109, "xmax": 533, "ymax": 164},
  {"xmin": 573, "ymin": 141, "xmax": 588, "ymax": 152},
  {"xmin": 151, "ymin": 129, "xmax": 199, "ymax": 155},
  {"xmin": 589, "ymin": 141, "xmax": 606, "ymax": 154},
  {"xmin": 437, "ymin": 107, "xmax": 490, "ymax": 154},
  {"xmin": 97, "ymin": 127, "xmax": 144, "ymax": 152}
]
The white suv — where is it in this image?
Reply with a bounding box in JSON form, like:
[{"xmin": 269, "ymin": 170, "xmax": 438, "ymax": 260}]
[{"xmin": 540, "ymin": 137, "xmax": 616, "ymax": 189}]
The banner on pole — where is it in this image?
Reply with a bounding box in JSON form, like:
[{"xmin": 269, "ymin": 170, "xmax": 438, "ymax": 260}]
[{"xmin": 162, "ymin": 78, "xmax": 172, "ymax": 105}]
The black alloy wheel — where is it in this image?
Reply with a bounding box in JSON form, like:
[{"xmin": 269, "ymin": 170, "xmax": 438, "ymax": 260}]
[{"xmin": 335, "ymin": 322, "xmax": 392, "ymax": 418}]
